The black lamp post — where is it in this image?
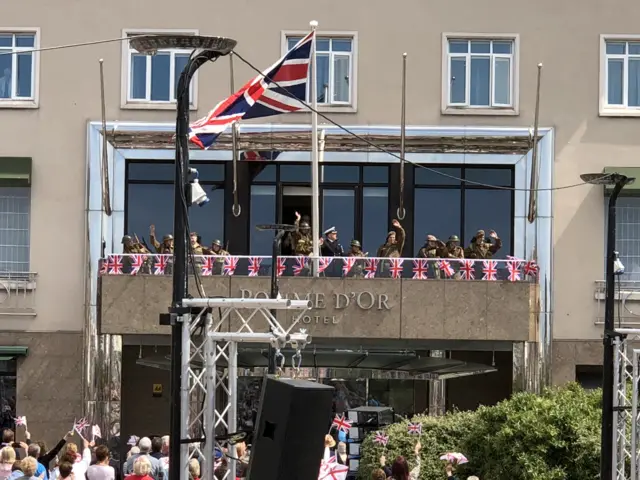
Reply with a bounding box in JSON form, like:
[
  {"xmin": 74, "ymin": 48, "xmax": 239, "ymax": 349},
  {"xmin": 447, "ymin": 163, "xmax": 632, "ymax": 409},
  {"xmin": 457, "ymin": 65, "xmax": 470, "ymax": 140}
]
[
  {"xmin": 129, "ymin": 34, "xmax": 235, "ymax": 480},
  {"xmin": 256, "ymin": 224, "xmax": 297, "ymax": 373},
  {"xmin": 580, "ymin": 172, "xmax": 635, "ymax": 480}
]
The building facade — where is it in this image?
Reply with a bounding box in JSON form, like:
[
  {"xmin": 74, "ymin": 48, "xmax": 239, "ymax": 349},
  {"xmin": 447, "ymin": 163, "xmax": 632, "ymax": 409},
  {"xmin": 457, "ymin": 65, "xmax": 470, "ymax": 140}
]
[{"xmin": 0, "ymin": 0, "xmax": 639, "ymax": 445}]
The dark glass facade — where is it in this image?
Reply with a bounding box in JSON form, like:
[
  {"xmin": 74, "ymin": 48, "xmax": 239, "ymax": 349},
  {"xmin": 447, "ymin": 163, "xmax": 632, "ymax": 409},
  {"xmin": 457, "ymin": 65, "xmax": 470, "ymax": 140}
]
[{"xmin": 125, "ymin": 160, "xmax": 514, "ymax": 257}]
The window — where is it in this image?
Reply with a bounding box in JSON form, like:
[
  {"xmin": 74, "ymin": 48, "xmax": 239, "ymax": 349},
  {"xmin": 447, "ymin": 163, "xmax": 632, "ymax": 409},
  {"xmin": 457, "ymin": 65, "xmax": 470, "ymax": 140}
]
[
  {"xmin": 413, "ymin": 166, "xmax": 514, "ymax": 258},
  {"xmin": 442, "ymin": 35, "xmax": 518, "ymax": 115},
  {"xmin": 284, "ymin": 32, "xmax": 357, "ymax": 110},
  {"xmin": 122, "ymin": 29, "xmax": 198, "ymax": 109},
  {"xmin": 322, "ymin": 189, "xmax": 355, "ymax": 245},
  {"xmin": 0, "ymin": 31, "xmax": 38, "ymax": 107},
  {"xmin": 125, "ymin": 161, "xmax": 224, "ymax": 248},
  {"xmin": 0, "ymin": 187, "xmax": 30, "ymax": 273},
  {"xmin": 600, "ymin": 36, "xmax": 640, "ymax": 116},
  {"xmin": 610, "ymin": 197, "xmax": 640, "ymax": 280},
  {"xmin": 250, "ymin": 185, "xmax": 276, "ymax": 256},
  {"xmin": 0, "ymin": 357, "xmax": 16, "ymax": 430}
]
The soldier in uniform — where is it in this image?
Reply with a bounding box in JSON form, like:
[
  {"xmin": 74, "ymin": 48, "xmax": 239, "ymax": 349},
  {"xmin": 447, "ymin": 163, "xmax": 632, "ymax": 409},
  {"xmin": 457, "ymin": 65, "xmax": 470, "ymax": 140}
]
[
  {"xmin": 347, "ymin": 239, "xmax": 367, "ymax": 278},
  {"xmin": 190, "ymin": 232, "xmax": 205, "ymax": 255},
  {"xmin": 292, "ymin": 212, "xmax": 314, "ymax": 256},
  {"xmin": 320, "ymin": 227, "xmax": 344, "ymax": 257},
  {"xmin": 444, "ymin": 235, "xmax": 464, "ymax": 259},
  {"xmin": 149, "ymin": 225, "xmax": 174, "ymax": 254},
  {"xmin": 204, "ymin": 239, "xmax": 229, "ymax": 275},
  {"xmin": 417, "ymin": 235, "xmax": 447, "ymax": 279},
  {"xmin": 121, "ymin": 235, "xmax": 151, "ymax": 273},
  {"xmin": 464, "ymin": 229, "xmax": 502, "ymax": 259},
  {"xmin": 376, "ymin": 219, "xmax": 405, "ymax": 258}
]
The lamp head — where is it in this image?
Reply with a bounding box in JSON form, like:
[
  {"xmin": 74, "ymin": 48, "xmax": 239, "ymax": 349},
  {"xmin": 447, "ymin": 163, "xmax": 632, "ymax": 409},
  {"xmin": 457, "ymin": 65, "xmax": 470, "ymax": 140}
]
[
  {"xmin": 580, "ymin": 172, "xmax": 636, "ymax": 186},
  {"xmin": 129, "ymin": 35, "xmax": 237, "ymax": 55}
]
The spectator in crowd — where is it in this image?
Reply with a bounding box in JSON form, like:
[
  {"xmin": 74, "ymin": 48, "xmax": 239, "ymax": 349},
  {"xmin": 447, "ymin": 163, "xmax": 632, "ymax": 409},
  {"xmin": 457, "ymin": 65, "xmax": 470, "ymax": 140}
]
[
  {"xmin": 123, "ymin": 438, "xmax": 162, "ymax": 480},
  {"xmin": 336, "ymin": 442, "xmax": 348, "ymax": 465},
  {"xmin": 14, "ymin": 456, "xmax": 38, "ymax": 480},
  {"xmin": 149, "ymin": 440, "xmax": 162, "ymax": 461},
  {"xmin": 25, "ymin": 445, "xmax": 45, "ymax": 480},
  {"xmin": 124, "ymin": 457, "xmax": 152, "ymax": 480},
  {"xmin": 1, "ymin": 431, "xmax": 26, "ymax": 460},
  {"xmin": 90, "ymin": 445, "xmax": 120, "ymax": 480},
  {"xmin": 56, "ymin": 463, "xmax": 73, "ymax": 480},
  {"xmin": 25, "ymin": 431, "xmax": 71, "ymax": 474},
  {"xmin": 187, "ymin": 460, "xmax": 199, "ymax": 480},
  {"xmin": 86, "ymin": 446, "xmax": 114, "ymax": 480},
  {"xmin": 157, "ymin": 438, "xmax": 168, "ymax": 480},
  {"xmin": 0, "ymin": 447, "xmax": 16, "ymax": 480},
  {"xmin": 370, "ymin": 469, "xmax": 386, "ymax": 480}
]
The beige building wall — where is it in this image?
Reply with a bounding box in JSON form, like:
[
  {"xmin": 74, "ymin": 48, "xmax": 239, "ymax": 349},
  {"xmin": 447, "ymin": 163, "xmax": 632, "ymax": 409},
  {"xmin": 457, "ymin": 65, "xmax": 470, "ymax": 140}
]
[{"xmin": 1, "ymin": 1, "xmax": 638, "ymax": 370}]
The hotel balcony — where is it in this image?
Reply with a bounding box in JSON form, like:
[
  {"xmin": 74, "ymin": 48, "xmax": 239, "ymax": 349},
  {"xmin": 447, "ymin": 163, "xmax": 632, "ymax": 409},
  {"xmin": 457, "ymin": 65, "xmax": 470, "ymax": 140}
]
[{"xmin": 99, "ymin": 254, "xmax": 538, "ymax": 342}]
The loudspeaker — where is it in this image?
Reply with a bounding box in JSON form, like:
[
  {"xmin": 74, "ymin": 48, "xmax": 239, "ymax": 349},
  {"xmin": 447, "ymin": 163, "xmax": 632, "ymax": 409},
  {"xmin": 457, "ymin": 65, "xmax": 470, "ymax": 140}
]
[{"xmin": 246, "ymin": 376, "xmax": 334, "ymax": 480}]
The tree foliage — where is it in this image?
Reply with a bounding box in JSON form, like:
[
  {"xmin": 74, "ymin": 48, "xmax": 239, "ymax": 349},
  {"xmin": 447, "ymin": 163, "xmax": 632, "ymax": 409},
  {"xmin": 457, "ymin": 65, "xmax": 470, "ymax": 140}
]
[{"xmin": 358, "ymin": 383, "xmax": 602, "ymax": 480}]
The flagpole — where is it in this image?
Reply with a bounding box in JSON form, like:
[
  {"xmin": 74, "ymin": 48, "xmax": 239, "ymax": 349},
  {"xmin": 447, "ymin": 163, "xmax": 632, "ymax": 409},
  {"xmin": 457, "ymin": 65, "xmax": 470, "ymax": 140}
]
[{"xmin": 310, "ymin": 20, "xmax": 320, "ymax": 277}]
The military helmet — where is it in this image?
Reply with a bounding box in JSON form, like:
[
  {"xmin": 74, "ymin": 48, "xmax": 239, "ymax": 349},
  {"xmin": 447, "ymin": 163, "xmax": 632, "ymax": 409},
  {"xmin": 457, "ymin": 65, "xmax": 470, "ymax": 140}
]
[
  {"xmin": 476, "ymin": 229, "xmax": 485, "ymax": 237},
  {"xmin": 426, "ymin": 234, "xmax": 437, "ymax": 242},
  {"xmin": 350, "ymin": 239, "xmax": 361, "ymax": 248},
  {"xmin": 121, "ymin": 235, "xmax": 132, "ymax": 244},
  {"xmin": 163, "ymin": 234, "xmax": 173, "ymax": 242},
  {"xmin": 300, "ymin": 221, "xmax": 310, "ymax": 229},
  {"xmin": 448, "ymin": 235, "xmax": 460, "ymax": 242},
  {"xmin": 212, "ymin": 239, "xmax": 222, "ymax": 247}
]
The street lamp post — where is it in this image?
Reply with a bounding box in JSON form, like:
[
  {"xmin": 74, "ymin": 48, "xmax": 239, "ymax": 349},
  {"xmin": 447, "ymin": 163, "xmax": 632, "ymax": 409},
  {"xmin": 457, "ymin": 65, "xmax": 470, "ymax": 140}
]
[
  {"xmin": 580, "ymin": 172, "xmax": 635, "ymax": 480},
  {"xmin": 256, "ymin": 224, "xmax": 297, "ymax": 373},
  {"xmin": 130, "ymin": 34, "xmax": 236, "ymax": 480}
]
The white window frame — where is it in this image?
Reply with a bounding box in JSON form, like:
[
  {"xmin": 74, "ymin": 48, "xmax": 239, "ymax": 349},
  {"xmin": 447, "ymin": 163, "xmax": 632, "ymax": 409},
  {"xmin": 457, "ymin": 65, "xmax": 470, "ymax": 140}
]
[
  {"xmin": 0, "ymin": 28, "xmax": 40, "ymax": 109},
  {"xmin": 441, "ymin": 33, "xmax": 519, "ymax": 116},
  {"xmin": 281, "ymin": 30, "xmax": 358, "ymax": 113},
  {"xmin": 599, "ymin": 34, "xmax": 640, "ymax": 117},
  {"xmin": 121, "ymin": 28, "xmax": 199, "ymax": 110}
]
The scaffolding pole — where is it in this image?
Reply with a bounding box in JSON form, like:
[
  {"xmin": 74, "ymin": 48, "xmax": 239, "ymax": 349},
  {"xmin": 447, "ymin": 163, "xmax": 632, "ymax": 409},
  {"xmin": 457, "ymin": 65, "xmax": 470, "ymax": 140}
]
[{"xmin": 180, "ymin": 298, "xmax": 312, "ymax": 480}]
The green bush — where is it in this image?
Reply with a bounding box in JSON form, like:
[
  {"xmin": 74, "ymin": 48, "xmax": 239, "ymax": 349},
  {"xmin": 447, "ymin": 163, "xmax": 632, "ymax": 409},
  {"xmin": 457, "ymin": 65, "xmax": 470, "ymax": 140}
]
[{"xmin": 358, "ymin": 383, "xmax": 602, "ymax": 480}]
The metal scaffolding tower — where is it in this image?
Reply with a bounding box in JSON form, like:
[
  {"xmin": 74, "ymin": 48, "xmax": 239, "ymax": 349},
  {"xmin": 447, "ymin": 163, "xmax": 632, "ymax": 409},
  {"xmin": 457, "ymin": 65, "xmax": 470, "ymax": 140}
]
[
  {"xmin": 178, "ymin": 297, "xmax": 312, "ymax": 480},
  {"xmin": 612, "ymin": 328, "xmax": 640, "ymax": 480}
]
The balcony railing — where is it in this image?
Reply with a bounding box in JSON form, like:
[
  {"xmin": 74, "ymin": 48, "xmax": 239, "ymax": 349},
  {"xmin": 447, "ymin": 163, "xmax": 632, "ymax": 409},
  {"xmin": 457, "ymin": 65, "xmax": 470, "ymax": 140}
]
[
  {"xmin": 0, "ymin": 271, "xmax": 37, "ymax": 315},
  {"xmin": 100, "ymin": 254, "xmax": 538, "ymax": 282}
]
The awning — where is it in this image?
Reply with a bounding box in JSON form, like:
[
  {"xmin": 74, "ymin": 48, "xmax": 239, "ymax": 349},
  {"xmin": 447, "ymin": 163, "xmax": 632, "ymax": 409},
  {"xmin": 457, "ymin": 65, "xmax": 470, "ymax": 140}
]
[
  {"xmin": 603, "ymin": 167, "xmax": 640, "ymax": 193},
  {"xmin": 0, "ymin": 346, "xmax": 28, "ymax": 361},
  {"xmin": 136, "ymin": 348, "xmax": 496, "ymax": 381},
  {"xmin": 0, "ymin": 157, "xmax": 31, "ymax": 187}
]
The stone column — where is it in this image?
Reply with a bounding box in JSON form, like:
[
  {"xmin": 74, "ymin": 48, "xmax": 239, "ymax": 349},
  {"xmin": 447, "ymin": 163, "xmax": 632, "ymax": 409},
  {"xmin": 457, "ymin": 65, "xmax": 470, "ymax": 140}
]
[
  {"xmin": 428, "ymin": 350, "xmax": 446, "ymax": 416},
  {"xmin": 512, "ymin": 341, "xmax": 540, "ymax": 393}
]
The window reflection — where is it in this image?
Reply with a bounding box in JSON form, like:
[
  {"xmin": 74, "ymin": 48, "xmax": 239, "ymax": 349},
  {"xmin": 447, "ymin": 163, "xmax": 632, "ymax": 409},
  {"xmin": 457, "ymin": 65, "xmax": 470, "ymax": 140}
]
[
  {"xmin": 465, "ymin": 168, "xmax": 512, "ymax": 187},
  {"xmin": 322, "ymin": 189, "xmax": 355, "ymax": 247},
  {"xmin": 251, "ymin": 185, "xmax": 276, "ymax": 256},
  {"xmin": 464, "ymin": 189, "xmax": 512, "ymax": 258},
  {"xmin": 280, "ymin": 165, "xmax": 311, "ymax": 183},
  {"xmin": 414, "ymin": 189, "xmax": 461, "ymax": 249},
  {"xmin": 414, "ymin": 167, "xmax": 461, "ymax": 186},
  {"xmin": 362, "ymin": 188, "xmax": 388, "ymax": 253},
  {"xmin": 321, "ymin": 166, "xmax": 359, "ymax": 183},
  {"xmin": 368, "ymin": 379, "xmax": 415, "ymax": 417},
  {"xmin": 128, "ymin": 162, "xmax": 224, "ymax": 182},
  {"xmin": 126, "ymin": 184, "xmax": 225, "ymax": 247},
  {"xmin": 363, "ymin": 166, "xmax": 388, "ymax": 184}
]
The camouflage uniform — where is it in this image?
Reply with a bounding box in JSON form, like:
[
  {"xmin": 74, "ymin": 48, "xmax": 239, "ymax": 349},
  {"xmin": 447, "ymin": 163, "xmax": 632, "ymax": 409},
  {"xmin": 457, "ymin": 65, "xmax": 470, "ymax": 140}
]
[
  {"xmin": 347, "ymin": 240, "xmax": 367, "ymax": 278},
  {"xmin": 292, "ymin": 220, "xmax": 314, "ymax": 256},
  {"xmin": 444, "ymin": 235, "xmax": 464, "ymax": 259},
  {"xmin": 464, "ymin": 230, "xmax": 502, "ymax": 259}
]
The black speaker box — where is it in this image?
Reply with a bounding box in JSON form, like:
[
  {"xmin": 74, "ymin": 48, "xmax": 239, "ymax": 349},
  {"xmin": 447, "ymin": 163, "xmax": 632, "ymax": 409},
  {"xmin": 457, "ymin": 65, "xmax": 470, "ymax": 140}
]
[{"xmin": 247, "ymin": 376, "xmax": 334, "ymax": 480}]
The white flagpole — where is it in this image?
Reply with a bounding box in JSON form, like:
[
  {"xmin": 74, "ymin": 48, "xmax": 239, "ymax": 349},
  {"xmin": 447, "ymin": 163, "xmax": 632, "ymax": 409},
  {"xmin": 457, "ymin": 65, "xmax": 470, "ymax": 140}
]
[{"xmin": 310, "ymin": 20, "xmax": 320, "ymax": 277}]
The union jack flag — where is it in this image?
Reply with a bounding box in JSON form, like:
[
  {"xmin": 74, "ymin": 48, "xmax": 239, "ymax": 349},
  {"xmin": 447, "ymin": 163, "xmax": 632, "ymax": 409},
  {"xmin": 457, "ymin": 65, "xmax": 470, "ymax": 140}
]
[
  {"xmin": 248, "ymin": 256, "xmax": 262, "ymax": 276},
  {"xmin": 364, "ymin": 259, "xmax": 378, "ymax": 279},
  {"xmin": 189, "ymin": 32, "xmax": 314, "ymax": 149},
  {"xmin": 389, "ymin": 258, "xmax": 404, "ymax": 278},
  {"xmin": 108, "ymin": 255, "xmax": 123, "ymax": 275},
  {"xmin": 154, "ymin": 255, "xmax": 169, "ymax": 275},
  {"xmin": 331, "ymin": 414, "xmax": 352, "ymax": 433},
  {"xmin": 373, "ymin": 431, "xmax": 389, "ymax": 446},
  {"xmin": 507, "ymin": 260, "xmax": 521, "ymax": 282},
  {"xmin": 524, "ymin": 260, "xmax": 539, "ymax": 277},
  {"xmin": 459, "ymin": 259, "xmax": 475, "ymax": 280},
  {"xmin": 412, "ymin": 259, "xmax": 428, "ymax": 279},
  {"xmin": 506, "ymin": 256, "xmax": 524, "ymax": 270},
  {"xmin": 293, "ymin": 256, "xmax": 308, "ymax": 276},
  {"xmin": 13, "ymin": 416, "xmax": 26, "ymax": 426},
  {"xmin": 407, "ymin": 422, "xmax": 422, "ymax": 435},
  {"xmin": 201, "ymin": 256, "xmax": 215, "ymax": 276},
  {"xmin": 342, "ymin": 257, "xmax": 356, "ymax": 276},
  {"xmin": 276, "ymin": 257, "xmax": 287, "ymax": 277},
  {"xmin": 482, "ymin": 260, "xmax": 497, "ymax": 281},
  {"xmin": 73, "ymin": 417, "xmax": 90, "ymax": 434},
  {"xmin": 99, "ymin": 258, "xmax": 109, "ymax": 275},
  {"xmin": 130, "ymin": 254, "xmax": 147, "ymax": 275},
  {"xmin": 223, "ymin": 256, "xmax": 238, "ymax": 275},
  {"xmin": 438, "ymin": 260, "xmax": 455, "ymax": 278},
  {"xmin": 318, "ymin": 257, "xmax": 333, "ymax": 274}
]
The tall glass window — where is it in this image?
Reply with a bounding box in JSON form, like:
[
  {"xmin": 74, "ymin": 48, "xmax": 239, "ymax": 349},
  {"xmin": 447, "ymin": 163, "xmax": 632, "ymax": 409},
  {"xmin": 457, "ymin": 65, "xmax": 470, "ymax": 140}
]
[
  {"xmin": 250, "ymin": 185, "xmax": 276, "ymax": 256},
  {"xmin": 322, "ymin": 189, "xmax": 355, "ymax": 247},
  {"xmin": 413, "ymin": 166, "xmax": 514, "ymax": 257},
  {"xmin": 0, "ymin": 358, "xmax": 16, "ymax": 430},
  {"xmin": 362, "ymin": 187, "xmax": 388, "ymax": 253}
]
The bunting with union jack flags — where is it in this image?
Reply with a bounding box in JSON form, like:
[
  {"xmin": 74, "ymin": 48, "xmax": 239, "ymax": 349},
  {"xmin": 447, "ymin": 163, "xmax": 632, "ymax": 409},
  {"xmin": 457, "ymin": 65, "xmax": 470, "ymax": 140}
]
[{"xmin": 189, "ymin": 32, "xmax": 314, "ymax": 149}]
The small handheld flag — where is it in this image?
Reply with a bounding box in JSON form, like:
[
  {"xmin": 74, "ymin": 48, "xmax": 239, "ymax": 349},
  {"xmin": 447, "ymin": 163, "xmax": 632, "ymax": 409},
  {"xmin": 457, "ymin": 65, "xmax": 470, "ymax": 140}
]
[
  {"xmin": 373, "ymin": 431, "xmax": 389, "ymax": 446},
  {"xmin": 73, "ymin": 417, "xmax": 90, "ymax": 437},
  {"xmin": 92, "ymin": 425, "xmax": 102, "ymax": 440},
  {"xmin": 407, "ymin": 422, "xmax": 422, "ymax": 435},
  {"xmin": 330, "ymin": 414, "xmax": 352, "ymax": 434}
]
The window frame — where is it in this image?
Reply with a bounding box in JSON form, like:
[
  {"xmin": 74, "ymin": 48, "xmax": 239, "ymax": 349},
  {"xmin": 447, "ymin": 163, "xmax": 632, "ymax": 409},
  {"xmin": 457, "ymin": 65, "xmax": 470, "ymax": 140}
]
[
  {"xmin": 121, "ymin": 28, "xmax": 199, "ymax": 111},
  {"xmin": 280, "ymin": 30, "xmax": 358, "ymax": 113},
  {"xmin": 0, "ymin": 28, "xmax": 40, "ymax": 109},
  {"xmin": 441, "ymin": 33, "xmax": 519, "ymax": 116},
  {"xmin": 599, "ymin": 34, "xmax": 640, "ymax": 117}
]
